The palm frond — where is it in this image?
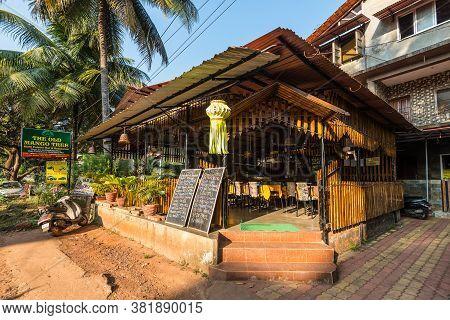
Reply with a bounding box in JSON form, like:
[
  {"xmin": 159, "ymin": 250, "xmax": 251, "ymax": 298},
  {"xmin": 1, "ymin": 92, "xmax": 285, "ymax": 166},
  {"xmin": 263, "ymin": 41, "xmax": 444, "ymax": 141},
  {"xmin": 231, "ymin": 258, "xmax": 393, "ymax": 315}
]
[
  {"xmin": 0, "ymin": 10, "xmax": 53, "ymax": 49},
  {"xmin": 105, "ymin": 4, "xmax": 124, "ymax": 57},
  {"xmin": 77, "ymin": 68, "xmax": 101, "ymax": 86},
  {"xmin": 50, "ymin": 78, "xmax": 89, "ymax": 107},
  {"xmin": 20, "ymin": 46, "xmax": 73, "ymax": 71},
  {"xmin": 29, "ymin": 0, "xmax": 78, "ymax": 21},
  {"xmin": 108, "ymin": 57, "xmax": 150, "ymax": 89},
  {"xmin": 108, "ymin": 0, "xmax": 168, "ymax": 67},
  {"xmin": 142, "ymin": 0, "xmax": 198, "ymax": 31},
  {"xmin": 0, "ymin": 67, "xmax": 53, "ymax": 98},
  {"xmin": 0, "ymin": 50, "xmax": 32, "ymax": 74}
]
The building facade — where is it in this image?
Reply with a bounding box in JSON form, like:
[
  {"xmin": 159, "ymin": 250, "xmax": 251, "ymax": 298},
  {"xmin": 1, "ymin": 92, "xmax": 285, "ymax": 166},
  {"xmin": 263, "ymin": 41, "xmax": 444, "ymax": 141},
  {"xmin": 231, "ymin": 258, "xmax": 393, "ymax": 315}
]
[{"xmin": 309, "ymin": 0, "xmax": 450, "ymax": 215}]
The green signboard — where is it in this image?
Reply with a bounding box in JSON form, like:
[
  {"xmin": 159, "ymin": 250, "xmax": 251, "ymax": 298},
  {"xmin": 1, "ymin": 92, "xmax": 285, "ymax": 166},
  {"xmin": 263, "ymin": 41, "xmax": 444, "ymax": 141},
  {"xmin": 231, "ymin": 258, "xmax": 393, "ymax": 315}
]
[{"xmin": 21, "ymin": 128, "xmax": 71, "ymax": 159}]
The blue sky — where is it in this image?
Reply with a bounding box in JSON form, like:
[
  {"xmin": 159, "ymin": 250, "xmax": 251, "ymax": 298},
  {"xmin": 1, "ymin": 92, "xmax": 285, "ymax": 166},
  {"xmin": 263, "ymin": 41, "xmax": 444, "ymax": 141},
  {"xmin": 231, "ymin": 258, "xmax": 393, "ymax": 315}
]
[{"xmin": 0, "ymin": 0, "xmax": 343, "ymax": 84}]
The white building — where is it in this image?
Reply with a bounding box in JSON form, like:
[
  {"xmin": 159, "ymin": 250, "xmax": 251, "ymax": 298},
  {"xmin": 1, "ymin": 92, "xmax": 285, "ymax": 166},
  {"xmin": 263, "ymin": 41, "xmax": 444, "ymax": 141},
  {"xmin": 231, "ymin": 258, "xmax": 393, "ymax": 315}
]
[{"xmin": 309, "ymin": 0, "xmax": 450, "ymax": 215}]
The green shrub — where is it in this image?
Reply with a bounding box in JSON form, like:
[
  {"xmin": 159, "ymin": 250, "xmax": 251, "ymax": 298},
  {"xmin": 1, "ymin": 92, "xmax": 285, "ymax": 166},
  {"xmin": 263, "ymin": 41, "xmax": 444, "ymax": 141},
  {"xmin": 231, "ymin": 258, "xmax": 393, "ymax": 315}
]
[
  {"xmin": 113, "ymin": 159, "xmax": 134, "ymax": 177},
  {"xmin": 34, "ymin": 184, "xmax": 67, "ymax": 206},
  {"xmin": 0, "ymin": 194, "xmax": 8, "ymax": 206},
  {"xmin": 77, "ymin": 154, "xmax": 111, "ymax": 175}
]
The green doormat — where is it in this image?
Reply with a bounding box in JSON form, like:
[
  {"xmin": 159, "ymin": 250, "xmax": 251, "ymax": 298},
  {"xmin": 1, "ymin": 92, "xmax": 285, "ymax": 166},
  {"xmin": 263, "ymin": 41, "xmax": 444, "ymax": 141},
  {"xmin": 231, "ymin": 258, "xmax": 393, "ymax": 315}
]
[{"xmin": 240, "ymin": 223, "xmax": 299, "ymax": 232}]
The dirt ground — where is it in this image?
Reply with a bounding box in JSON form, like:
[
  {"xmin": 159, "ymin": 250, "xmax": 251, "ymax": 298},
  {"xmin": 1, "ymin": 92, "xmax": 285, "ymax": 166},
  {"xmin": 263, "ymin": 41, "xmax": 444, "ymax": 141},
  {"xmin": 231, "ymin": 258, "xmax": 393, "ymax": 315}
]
[
  {"xmin": 1, "ymin": 218, "xmax": 447, "ymax": 300},
  {"xmin": 58, "ymin": 226, "xmax": 207, "ymax": 299},
  {"xmin": 0, "ymin": 226, "xmax": 207, "ymax": 300}
]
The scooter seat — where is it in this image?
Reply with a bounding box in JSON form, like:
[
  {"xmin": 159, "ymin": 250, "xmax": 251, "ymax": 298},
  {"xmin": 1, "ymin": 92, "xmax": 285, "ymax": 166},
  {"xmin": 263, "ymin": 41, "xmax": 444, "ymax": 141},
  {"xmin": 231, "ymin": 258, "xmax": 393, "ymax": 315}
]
[{"xmin": 52, "ymin": 212, "xmax": 69, "ymax": 220}]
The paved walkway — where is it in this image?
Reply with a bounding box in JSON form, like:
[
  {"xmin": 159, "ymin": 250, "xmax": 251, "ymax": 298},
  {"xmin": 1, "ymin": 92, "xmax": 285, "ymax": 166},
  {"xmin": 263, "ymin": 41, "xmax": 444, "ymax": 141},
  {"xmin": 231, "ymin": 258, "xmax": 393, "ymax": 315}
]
[{"xmin": 206, "ymin": 218, "xmax": 449, "ymax": 300}]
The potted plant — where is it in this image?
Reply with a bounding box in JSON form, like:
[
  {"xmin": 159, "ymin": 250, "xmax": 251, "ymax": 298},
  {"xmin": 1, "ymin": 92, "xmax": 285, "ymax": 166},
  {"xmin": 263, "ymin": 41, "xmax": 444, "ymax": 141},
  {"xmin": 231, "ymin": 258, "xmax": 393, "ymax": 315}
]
[
  {"xmin": 101, "ymin": 175, "xmax": 119, "ymax": 203},
  {"xmin": 137, "ymin": 178, "xmax": 166, "ymax": 216},
  {"xmin": 90, "ymin": 182, "xmax": 109, "ymax": 200},
  {"xmin": 116, "ymin": 176, "xmax": 137, "ymax": 208}
]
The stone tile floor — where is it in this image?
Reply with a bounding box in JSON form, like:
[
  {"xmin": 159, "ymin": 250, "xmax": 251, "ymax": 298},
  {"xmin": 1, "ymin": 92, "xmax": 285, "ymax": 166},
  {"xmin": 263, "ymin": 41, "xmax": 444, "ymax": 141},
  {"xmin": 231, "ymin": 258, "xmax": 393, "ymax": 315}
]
[{"xmin": 206, "ymin": 217, "xmax": 449, "ymax": 300}]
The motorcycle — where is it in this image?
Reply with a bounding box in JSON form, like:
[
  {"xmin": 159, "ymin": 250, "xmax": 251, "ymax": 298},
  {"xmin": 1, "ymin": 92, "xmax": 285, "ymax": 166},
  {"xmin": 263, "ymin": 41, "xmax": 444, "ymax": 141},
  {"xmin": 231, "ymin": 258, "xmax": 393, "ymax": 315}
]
[
  {"xmin": 401, "ymin": 196, "xmax": 432, "ymax": 220},
  {"xmin": 37, "ymin": 193, "xmax": 94, "ymax": 236}
]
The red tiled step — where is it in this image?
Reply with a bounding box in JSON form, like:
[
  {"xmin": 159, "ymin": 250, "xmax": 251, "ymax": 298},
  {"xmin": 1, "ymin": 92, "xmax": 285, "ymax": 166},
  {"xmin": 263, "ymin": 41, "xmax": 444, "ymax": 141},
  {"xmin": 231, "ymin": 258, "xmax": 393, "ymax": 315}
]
[
  {"xmin": 221, "ymin": 242, "xmax": 334, "ymax": 263},
  {"xmin": 219, "ymin": 231, "xmax": 323, "ymax": 243},
  {"xmin": 209, "ymin": 262, "xmax": 337, "ymax": 283}
]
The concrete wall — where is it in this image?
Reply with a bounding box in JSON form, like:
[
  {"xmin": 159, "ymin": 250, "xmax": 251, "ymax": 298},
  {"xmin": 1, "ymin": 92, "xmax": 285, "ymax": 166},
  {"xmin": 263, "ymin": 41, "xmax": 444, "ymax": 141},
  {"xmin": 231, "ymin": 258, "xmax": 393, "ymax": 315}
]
[
  {"xmin": 96, "ymin": 202, "xmax": 218, "ymax": 273},
  {"xmin": 402, "ymin": 179, "xmax": 446, "ymax": 212},
  {"xmin": 341, "ymin": 0, "xmax": 450, "ymax": 75}
]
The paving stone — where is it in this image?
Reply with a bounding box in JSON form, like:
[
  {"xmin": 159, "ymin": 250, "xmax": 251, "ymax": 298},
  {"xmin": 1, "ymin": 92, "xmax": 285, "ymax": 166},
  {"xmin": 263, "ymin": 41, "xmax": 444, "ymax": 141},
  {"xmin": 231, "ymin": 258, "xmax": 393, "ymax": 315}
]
[
  {"xmin": 316, "ymin": 293, "xmax": 333, "ymax": 300},
  {"xmin": 211, "ymin": 219, "xmax": 449, "ymax": 300}
]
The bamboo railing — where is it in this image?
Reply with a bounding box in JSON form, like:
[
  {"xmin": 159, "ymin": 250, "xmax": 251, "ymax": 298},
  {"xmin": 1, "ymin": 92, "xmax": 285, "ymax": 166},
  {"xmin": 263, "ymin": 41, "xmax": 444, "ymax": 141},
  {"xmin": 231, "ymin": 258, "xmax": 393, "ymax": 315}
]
[
  {"xmin": 327, "ymin": 181, "xmax": 404, "ymax": 231},
  {"xmin": 157, "ymin": 179, "xmax": 178, "ymax": 214}
]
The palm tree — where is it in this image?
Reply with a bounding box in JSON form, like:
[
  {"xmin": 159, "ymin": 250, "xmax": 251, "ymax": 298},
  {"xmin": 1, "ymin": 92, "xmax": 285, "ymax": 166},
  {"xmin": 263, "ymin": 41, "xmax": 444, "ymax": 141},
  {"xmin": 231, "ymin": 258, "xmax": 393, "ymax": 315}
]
[
  {"xmin": 0, "ymin": 9, "xmax": 149, "ymax": 180},
  {"xmin": 29, "ymin": 0, "xmax": 198, "ymax": 152}
]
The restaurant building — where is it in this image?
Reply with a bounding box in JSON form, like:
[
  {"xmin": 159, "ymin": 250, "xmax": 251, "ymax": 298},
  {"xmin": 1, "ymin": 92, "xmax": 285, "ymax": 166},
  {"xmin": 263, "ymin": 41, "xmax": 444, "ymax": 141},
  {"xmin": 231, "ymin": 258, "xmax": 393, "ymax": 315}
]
[{"xmin": 80, "ymin": 28, "xmax": 414, "ymax": 282}]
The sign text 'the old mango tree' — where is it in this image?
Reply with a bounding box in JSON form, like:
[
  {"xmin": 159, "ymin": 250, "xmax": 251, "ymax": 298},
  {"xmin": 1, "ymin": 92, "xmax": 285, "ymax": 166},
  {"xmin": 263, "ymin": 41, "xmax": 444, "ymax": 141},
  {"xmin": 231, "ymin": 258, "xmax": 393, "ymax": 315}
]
[{"xmin": 21, "ymin": 128, "xmax": 71, "ymax": 159}]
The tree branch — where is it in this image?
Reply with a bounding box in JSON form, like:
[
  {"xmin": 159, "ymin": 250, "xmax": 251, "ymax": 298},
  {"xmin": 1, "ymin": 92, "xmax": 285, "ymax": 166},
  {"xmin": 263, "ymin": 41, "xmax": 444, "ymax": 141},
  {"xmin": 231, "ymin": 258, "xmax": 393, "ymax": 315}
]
[{"xmin": 17, "ymin": 167, "xmax": 38, "ymax": 181}]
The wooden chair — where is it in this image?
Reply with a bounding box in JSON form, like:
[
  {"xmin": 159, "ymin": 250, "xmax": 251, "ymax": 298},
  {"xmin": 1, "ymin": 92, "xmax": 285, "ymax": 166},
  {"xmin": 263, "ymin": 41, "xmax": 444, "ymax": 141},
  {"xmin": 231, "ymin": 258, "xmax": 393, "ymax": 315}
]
[
  {"xmin": 286, "ymin": 182, "xmax": 296, "ymax": 207},
  {"xmin": 248, "ymin": 182, "xmax": 261, "ymax": 211},
  {"xmin": 295, "ymin": 182, "xmax": 309, "ymax": 217},
  {"xmin": 269, "ymin": 184, "xmax": 283, "ymax": 209}
]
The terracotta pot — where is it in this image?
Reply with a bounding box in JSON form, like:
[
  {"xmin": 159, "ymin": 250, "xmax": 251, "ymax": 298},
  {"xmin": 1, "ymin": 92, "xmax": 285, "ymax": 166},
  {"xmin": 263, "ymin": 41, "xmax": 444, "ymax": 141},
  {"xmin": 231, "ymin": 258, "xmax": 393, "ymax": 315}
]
[
  {"xmin": 142, "ymin": 204, "xmax": 159, "ymax": 216},
  {"xmin": 116, "ymin": 197, "xmax": 126, "ymax": 207},
  {"xmin": 96, "ymin": 196, "xmax": 106, "ymax": 201},
  {"xmin": 105, "ymin": 192, "xmax": 117, "ymax": 202}
]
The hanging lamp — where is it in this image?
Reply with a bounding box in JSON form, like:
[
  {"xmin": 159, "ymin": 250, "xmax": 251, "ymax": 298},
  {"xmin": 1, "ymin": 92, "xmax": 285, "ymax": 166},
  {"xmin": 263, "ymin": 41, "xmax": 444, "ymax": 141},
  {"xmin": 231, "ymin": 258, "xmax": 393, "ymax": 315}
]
[
  {"xmin": 118, "ymin": 127, "xmax": 130, "ymax": 145},
  {"xmin": 206, "ymin": 99, "xmax": 231, "ymax": 155},
  {"xmin": 87, "ymin": 143, "xmax": 96, "ymax": 154}
]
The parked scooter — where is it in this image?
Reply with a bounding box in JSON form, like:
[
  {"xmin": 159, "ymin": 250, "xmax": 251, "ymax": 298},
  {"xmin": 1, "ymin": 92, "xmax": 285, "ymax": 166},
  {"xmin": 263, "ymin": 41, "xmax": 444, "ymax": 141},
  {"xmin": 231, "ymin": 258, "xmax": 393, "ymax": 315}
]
[
  {"xmin": 401, "ymin": 196, "xmax": 432, "ymax": 220},
  {"xmin": 37, "ymin": 194, "xmax": 94, "ymax": 236}
]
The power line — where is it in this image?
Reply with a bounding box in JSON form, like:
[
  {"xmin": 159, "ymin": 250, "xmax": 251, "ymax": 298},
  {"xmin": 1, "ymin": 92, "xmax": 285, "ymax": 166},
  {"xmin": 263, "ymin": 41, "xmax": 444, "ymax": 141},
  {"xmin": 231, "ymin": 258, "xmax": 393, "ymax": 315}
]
[
  {"xmin": 149, "ymin": 0, "xmax": 238, "ymax": 82},
  {"xmin": 148, "ymin": 0, "xmax": 229, "ymax": 80},
  {"xmin": 133, "ymin": 0, "xmax": 212, "ymax": 73}
]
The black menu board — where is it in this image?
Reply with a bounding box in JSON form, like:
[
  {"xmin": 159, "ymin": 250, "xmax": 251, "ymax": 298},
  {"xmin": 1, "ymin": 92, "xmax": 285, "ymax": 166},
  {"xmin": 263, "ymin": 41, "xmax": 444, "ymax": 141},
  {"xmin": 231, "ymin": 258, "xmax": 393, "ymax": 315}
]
[
  {"xmin": 188, "ymin": 168, "xmax": 225, "ymax": 233},
  {"xmin": 166, "ymin": 169, "xmax": 202, "ymax": 227}
]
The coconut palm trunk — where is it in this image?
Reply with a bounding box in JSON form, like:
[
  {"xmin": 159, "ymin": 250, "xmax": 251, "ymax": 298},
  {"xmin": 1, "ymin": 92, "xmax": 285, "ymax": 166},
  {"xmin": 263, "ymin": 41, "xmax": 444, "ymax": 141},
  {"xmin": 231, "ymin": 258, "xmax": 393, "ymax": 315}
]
[{"xmin": 98, "ymin": 0, "xmax": 111, "ymax": 153}]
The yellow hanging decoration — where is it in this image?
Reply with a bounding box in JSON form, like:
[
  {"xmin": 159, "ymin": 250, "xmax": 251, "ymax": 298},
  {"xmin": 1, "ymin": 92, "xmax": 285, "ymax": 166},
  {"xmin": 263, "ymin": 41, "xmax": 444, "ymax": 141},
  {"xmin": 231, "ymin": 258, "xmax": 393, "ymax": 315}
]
[{"xmin": 206, "ymin": 100, "xmax": 231, "ymax": 154}]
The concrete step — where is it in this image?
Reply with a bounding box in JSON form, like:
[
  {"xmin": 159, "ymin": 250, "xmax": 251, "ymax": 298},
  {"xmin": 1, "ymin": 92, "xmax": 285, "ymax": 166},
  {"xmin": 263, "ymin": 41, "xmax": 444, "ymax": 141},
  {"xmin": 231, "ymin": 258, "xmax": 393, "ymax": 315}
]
[
  {"xmin": 219, "ymin": 230, "xmax": 323, "ymax": 243},
  {"xmin": 221, "ymin": 242, "xmax": 334, "ymax": 263},
  {"xmin": 209, "ymin": 262, "xmax": 337, "ymax": 283}
]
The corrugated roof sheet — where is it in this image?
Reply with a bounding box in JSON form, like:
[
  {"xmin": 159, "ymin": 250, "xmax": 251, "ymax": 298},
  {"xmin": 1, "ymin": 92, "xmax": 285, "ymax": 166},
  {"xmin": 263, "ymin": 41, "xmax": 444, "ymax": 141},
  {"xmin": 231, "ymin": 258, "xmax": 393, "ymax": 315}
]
[
  {"xmin": 79, "ymin": 47, "xmax": 279, "ymax": 141},
  {"xmin": 311, "ymin": 14, "xmax": 369, "ymax": 46},
  {"xmin": 374, "ymin": 0, "xmax": 427, "ymax": 20},
  {"xmin": 245, "ymin": 28, "xmax": 416, "ymax": 131},
  {"xmin": 307, "ymin": 0, "xmax": 362, "ymax": 44}
]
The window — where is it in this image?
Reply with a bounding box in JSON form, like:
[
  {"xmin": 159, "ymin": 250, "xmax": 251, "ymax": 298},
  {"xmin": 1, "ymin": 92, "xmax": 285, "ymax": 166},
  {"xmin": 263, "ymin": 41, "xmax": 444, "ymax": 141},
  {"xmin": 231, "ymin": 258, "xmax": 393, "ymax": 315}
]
[
  {"xmin": 399, "ymin": 12, "xmax": 415, "ymax": 38},
  {"xmin": 331, "ymin": 30, "xmax": 363, "ymax": 65},
  {"xmin": 398, "ymin": 1, "xmax": 450, "ymax": 40},
  {"xmin": 341, "ymin": 37, "xmax": 358, "ymax": 64},
  {"xmin": 390, "ymin": 96, "xmax": 411, "ymax": 120},
  {"xmin": 436, "ymin": 87, "xmax": 450, "ymax": 113},
  {"xmin": 436, "ymin": 0, "xmax": 450, "ymax": 24},
  {"xmin": 417, "ymin": 3, "xmax": 434, "ymax": 31}
]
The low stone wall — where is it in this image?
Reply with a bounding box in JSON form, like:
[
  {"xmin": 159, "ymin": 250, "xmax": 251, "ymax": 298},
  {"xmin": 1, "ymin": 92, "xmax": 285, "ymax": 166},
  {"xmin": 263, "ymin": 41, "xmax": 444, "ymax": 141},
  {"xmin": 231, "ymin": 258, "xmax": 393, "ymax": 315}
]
[
  {"xmin": 328, "ymin": 211, "xmax": 400, "ymax": 254},
  {"xmin": 328, "ymin": 225, "xmax": 361, "ymax": 254},
  {"xmin": 95, "ymin": 201, "xmax": 218, "ymax": 273}
]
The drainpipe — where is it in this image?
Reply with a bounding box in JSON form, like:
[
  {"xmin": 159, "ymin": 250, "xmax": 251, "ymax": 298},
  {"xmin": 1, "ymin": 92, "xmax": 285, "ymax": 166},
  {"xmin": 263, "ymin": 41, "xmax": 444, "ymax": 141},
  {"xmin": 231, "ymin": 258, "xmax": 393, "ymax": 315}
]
[{"xmin": 425, "ymin": 138, "xmax": 429, "ymax": 202}]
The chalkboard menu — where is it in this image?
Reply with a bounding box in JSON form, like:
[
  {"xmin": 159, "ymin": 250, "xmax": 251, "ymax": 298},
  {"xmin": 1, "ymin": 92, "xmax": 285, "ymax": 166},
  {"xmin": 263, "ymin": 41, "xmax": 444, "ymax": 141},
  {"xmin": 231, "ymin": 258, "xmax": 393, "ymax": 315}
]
[
  {"xmin": 188, "ymin": 168, "xmax": 225, "ymax": 233},
  {"xmin": 166, "ymin": 169, "xmax": 202, "ymax": 227}
]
